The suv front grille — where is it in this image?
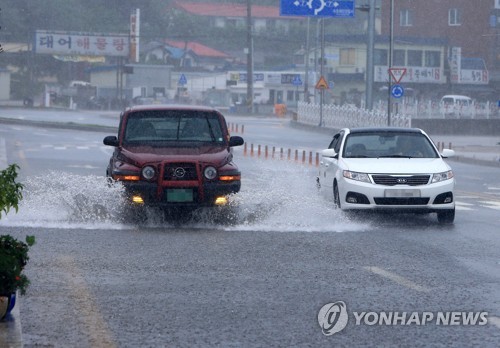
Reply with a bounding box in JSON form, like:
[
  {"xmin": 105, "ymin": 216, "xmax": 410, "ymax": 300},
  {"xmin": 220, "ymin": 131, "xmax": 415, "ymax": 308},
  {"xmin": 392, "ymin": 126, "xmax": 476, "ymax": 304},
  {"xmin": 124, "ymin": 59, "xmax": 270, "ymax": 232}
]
[
  {"xmin": 372, "ymin": 175, "xmax": 430, "ymax": 186},
  {"xmin": 164, "ymin": 163, "xmax": 198, "ymax": 181}
]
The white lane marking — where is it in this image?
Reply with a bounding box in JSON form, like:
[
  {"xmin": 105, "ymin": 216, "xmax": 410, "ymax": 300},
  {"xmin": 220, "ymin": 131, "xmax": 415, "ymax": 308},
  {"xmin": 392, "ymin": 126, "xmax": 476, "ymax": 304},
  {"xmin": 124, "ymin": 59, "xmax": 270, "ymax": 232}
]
[
  {"xmin": 489, "ymin": 316, "xmax": 500, "ymax": 329},
  {"xmin": 363, "ymin": 266, "xmax": 431, "ymax": 293},
  {"xmin": 486, "ymin": 187, "xmax": 500, "ymax": 191},
  {"xmin": 478, "ymin": 201, "xmax": 500, "ymax": 211},
  {"xmin": 76, "ymin": 146, "xmax": 90, "ymax": 150},
  {"xmin": 67, "ymin": 164, "xmax": 100, "ymax": 169},
  {"xmin": 455, "ymin": 201, "xmax": 474, "ymax": 211},
  {"xmin": 53, "ymin": 146, "xmax": 67, "ymax": 150}
]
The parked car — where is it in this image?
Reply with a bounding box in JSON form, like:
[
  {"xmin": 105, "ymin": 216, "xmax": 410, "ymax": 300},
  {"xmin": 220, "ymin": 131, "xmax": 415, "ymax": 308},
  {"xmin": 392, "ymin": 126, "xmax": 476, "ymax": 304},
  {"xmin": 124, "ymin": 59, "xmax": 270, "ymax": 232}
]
[
  {"xmin": 317, "ymin": 127, "xmax": 456, "ymax": 223},
  {"xmin": 103, "ymin": 104, "xmax": 244, "ymax": 217},
  {"xmin": 439, "ymin": 95, "xmax": 474, "ymax": 118}
]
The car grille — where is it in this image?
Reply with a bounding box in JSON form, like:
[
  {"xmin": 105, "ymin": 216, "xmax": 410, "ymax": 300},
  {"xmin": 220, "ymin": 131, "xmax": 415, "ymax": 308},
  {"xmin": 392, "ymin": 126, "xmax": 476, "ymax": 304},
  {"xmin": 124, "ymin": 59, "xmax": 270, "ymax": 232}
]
[
  {"xmin": 164, "ymin": 163, "xmax": 198, "ymax": 181},
  {"xmin": 374, "ymin": 197, "xmax": 430, "ymax": 205},
  {"xmin": 371, "ymin": 175, "xmax": 430, "ymax": 186}
]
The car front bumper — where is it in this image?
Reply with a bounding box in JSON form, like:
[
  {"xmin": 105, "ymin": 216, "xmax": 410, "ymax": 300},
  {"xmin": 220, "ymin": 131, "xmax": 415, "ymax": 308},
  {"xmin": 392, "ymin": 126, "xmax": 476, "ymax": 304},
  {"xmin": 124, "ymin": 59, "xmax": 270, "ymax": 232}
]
[
  {"xmin": 338, "ymin": 176, "xmax": 455, "ymax": 212},
  {"xmin": 121, "ymin": 180, "xmax": 241, "ymax": 207}
]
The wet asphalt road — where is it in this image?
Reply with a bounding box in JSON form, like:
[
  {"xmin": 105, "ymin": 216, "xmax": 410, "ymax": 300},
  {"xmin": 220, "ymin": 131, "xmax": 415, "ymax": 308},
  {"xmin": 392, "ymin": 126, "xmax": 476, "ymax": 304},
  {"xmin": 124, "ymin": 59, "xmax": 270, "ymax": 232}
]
[{"xmin": 1, "ymin": 114, "xmax": 499, "ymax": 347}]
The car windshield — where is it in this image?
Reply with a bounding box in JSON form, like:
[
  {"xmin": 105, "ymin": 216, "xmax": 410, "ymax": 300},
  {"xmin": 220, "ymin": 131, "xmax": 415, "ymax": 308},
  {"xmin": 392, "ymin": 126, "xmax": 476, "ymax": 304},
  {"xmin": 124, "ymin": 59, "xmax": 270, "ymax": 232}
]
[
  {"xmin": 123, "ymin": 110, "xmax": 225, "ymax": 145},
  {"xmin": 343, "ymin": 132, "xmax": 439, "ymax": 158}
]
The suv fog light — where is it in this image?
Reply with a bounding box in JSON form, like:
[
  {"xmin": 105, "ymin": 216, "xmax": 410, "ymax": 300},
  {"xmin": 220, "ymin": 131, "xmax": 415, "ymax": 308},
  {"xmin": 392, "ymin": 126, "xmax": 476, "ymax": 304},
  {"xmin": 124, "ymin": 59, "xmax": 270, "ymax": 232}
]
[
  {"xmin": 215, "ymin": 196, "xmax": 228, "ymax": 205},
  {"xmin": 132, "ymin": 195, "xmax": 144, "ymax": 204},
  {"xmin": 444, "ymin": 197, "xmax": 452, "ymax": 203}
]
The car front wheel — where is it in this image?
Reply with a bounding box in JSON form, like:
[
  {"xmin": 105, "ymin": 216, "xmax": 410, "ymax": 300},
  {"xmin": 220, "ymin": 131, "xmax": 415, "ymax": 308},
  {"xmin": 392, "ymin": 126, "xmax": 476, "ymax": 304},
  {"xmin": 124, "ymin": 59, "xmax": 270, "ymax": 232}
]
[{"xmin": 437, "ymin": 208, "xmax": 455, "ymax": 224}]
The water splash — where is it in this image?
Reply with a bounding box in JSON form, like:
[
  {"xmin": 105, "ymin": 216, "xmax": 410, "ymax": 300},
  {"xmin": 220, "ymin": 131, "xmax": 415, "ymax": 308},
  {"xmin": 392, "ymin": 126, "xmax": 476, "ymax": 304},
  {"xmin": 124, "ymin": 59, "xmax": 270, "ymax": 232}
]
[{"xmin": 0, "ymin": 159, "xmax": 366, "ymax": 232}]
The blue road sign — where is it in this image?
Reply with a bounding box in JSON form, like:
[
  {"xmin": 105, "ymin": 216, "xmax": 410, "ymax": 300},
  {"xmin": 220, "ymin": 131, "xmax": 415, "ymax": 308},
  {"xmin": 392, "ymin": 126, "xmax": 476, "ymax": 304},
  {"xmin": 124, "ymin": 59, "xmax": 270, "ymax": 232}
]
[
  {"xmin": 280, "ymin": 0, "xmax": 355, "ymax": 18},
  {"xmin": 178, "ymin": 74, "xmax": 187, "ymax": 85},
  {"xmin": 391, "ymin": 84, "xmax": 404, "ymax": 98},
  {"xmin": 292, "ymin": 75, "xmax": 303, "ymax": 86}
]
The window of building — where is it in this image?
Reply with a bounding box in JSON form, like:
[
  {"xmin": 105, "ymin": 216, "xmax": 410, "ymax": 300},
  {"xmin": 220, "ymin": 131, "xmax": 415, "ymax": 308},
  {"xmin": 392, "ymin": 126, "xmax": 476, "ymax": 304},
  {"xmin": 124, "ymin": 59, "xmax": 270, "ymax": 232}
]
[
  {"xmin": 287, "ymin": 90, "xmax": 294, "ymax": 102},
  {"xmin": 449, "ymin": 8, "xmax": 462, "ymax": 26},
  {"xmin": 394, "ymin": 50, "xmax": 406, "ymax": 66},
  {"xmin": 400, "ymin": 9, "xmax": 413, "ymax": 27},
  {"xmin": 425, "ymin": 51, "xmax": 441, "ymax": 67},
  {"xmin": 340, "ymin": 48, "xmax": 356, "ymax": 66},
  {"xmin": 407, "ymin": 50, "xmax": 422, "ymax": 67},
  {"xmin": 374, "ymin": 49, "xmax": 388, "ymax": 65}
]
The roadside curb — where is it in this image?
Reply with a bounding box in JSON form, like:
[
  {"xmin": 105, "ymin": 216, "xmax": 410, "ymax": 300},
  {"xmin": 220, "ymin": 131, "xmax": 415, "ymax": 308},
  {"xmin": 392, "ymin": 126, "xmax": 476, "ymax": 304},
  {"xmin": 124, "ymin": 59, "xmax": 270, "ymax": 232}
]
[
  {"xmin": 0, "ymin": 117, "xmax": 117, "ymax": 133},
  {"xmin": 447, "ymin": 155, "xmax": 500, "ymax": 168}
]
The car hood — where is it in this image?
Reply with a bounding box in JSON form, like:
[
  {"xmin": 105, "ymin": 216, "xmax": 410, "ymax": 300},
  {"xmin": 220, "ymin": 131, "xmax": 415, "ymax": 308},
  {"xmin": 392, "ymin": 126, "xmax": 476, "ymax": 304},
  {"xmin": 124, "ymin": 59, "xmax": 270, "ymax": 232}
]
[
  {"xmin": 122, "ymin": 144, "xmax": 230, "ymax": 165},
  {"xmin": 341, "ymin": 158, "xmax": 451, "ymax": 174}
]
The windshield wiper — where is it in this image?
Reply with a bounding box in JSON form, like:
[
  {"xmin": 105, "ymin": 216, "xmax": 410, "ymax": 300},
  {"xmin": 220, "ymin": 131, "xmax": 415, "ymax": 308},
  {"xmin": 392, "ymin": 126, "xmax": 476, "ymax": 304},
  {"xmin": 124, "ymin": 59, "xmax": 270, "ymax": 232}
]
[{"xmin": 378, "ymin": 154, "xmax": 414, "ymax": 158}]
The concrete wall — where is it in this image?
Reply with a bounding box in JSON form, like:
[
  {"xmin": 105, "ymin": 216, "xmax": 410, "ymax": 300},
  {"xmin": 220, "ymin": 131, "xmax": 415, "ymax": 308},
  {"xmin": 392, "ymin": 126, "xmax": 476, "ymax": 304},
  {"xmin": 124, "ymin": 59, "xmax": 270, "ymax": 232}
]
[{"xmin": 412, "ymin": 119, "xmax": 500, "ymax": 136}]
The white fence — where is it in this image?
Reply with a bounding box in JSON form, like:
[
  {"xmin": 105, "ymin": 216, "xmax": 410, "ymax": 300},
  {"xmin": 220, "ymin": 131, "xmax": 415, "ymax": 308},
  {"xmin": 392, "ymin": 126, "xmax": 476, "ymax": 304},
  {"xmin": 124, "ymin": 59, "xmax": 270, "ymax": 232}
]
[
  {"xmin": 297, "ymin": 101, "xmax": 412, "ymax": 129},
  {"xmin": 371, "ymin": 100, "xmax": 499, "ymax": 119}
]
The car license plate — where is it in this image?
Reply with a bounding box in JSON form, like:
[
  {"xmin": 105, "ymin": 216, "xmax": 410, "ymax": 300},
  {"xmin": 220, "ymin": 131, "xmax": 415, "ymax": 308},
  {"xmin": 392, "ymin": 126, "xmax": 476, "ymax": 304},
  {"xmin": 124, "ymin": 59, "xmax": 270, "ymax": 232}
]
[
  {"xmin": 384, "ymin": 189, "xmax": 421, "ymax": 198},
  {"xmin": 166, "ymin": 189, "xmax": 194, "ymax": 202}
]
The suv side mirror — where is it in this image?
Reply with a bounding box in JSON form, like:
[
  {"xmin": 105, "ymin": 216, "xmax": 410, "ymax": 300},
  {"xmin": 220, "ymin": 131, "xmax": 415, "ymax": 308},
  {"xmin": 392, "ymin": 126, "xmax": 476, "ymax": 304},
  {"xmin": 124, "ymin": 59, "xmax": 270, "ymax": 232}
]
[
  {"xmin": 103, "ymin": 135, "xmax": 119, "ymax": 147},
  {"xmin": 229, "ymin": 136, "xmax": 244, "ymax": 147}
]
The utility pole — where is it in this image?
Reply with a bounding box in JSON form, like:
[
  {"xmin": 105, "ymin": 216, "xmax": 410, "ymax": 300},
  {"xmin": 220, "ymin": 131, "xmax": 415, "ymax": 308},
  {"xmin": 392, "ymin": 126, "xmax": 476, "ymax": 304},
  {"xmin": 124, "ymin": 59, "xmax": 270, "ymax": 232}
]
[
  {"xmin": 246, "ymin": 0, "xmax": 254, "ymax": 114},
  {"xmin": 366, "ymin": 0, "xmax": 375, "ymax": 110},
  {"xmin": 304, "ymin": 18, "xmax": 310, "ymax": 102},
  {"xmin": 319, "ymin": 18, "xmax": 324, "ymax": 126}
]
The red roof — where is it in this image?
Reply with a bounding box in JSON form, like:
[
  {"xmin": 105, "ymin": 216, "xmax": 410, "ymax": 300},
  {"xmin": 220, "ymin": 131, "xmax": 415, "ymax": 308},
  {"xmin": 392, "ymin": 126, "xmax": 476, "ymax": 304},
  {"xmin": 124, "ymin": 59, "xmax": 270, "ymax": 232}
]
[
  {"xmin": 171, "ymin": 1, "xmax": 282, "ymax": 18},
  {"xmin": 164, "ymin": 40, "xmax": 229, "ymax": 58}
]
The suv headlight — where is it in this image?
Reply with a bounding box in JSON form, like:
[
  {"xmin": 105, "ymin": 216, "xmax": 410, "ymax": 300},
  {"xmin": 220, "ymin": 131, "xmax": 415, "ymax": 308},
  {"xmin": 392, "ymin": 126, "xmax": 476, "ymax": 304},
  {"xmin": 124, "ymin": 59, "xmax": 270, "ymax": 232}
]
[
  {"xmin": 204, "ymin": 166, "xmax": 217, "ymax": 180},
  {"xmin": 432, "ymin": 170, "xmax": 454, "ymax": 183},
  {"xmin": 141, "ymin": 165, "xmax": 156, "ymax": 180},
  {"xmin": 343, "ymin": 170, "xmax": 371, "ymax": 183}
]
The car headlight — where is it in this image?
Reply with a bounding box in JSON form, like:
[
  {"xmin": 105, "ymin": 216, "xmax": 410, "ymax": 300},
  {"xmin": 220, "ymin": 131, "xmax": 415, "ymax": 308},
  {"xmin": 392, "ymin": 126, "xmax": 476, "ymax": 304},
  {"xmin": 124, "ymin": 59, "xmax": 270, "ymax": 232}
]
[
  {"xmin": 141, "ymin": 165, "xmax": 156, "ymax": 180},
  {"xmin": 343, "ymin": 170, "xmax": 371, "ymax": 183},
  {"xmin": 432, "ymin": 170, "xmax": 454, "ymax": 183},
  {"xmin": 204, "ymin": 166, "xmax": 217, "ymax": 180}
]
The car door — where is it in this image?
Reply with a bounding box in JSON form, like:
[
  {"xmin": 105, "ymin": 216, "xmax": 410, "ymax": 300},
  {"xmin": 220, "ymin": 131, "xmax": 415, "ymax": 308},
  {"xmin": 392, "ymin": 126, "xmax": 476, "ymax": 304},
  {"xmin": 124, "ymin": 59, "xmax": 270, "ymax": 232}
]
[{"xmin": 320, "ymin": 131, "xmax": 344, "ymax": 189}]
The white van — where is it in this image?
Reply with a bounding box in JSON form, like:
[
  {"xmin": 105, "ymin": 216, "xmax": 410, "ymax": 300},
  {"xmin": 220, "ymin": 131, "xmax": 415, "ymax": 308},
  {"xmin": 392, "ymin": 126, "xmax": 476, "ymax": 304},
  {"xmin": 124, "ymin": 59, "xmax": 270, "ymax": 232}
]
[{"xmin": 439, "ymin": 95, "xmax": 474, "ymax": 118}]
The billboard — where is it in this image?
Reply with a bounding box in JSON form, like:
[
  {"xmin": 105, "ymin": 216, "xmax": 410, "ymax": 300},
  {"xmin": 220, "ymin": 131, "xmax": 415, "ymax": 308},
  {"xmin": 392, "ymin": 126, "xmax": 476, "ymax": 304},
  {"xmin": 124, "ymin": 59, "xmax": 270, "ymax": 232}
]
[{"xmin": 35, "ymin": 30, "xmax": 130, "ymax": 57}]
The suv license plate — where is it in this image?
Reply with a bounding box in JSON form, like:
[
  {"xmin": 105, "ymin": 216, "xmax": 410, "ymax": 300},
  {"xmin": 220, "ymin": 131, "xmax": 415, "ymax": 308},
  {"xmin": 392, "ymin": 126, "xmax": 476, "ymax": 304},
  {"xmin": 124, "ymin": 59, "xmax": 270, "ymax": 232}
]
[
  {"xmin": 384, "ymin": 189, "xmax": 421, "ymax": 198},
  {"xmin": 166, "ymin": 189, "xmax": 194, "ymax": 202}
]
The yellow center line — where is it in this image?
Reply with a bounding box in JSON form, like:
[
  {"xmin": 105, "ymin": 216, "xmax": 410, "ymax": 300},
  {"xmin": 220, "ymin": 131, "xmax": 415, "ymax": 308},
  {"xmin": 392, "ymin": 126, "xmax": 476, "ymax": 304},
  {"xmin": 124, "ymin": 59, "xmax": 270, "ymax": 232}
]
[{"xmin": 58, "ymin": 255, "xmax": 117, "ymax": 348}]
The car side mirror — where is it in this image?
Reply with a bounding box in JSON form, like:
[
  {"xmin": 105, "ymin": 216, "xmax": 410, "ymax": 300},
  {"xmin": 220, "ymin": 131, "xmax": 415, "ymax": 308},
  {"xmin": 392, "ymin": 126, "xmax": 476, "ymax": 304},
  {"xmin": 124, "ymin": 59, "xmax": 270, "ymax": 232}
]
[
  {"xmin": 441, "ymin": 148, "xmax": 455, "ymax": 158},
  {"xmin": 229, "ymin": 136, "xmax": 244, "ymax": 147},
  {"xmin": 103, "ymin": 135, "xmax": 119, "ymax": 147},
  {"xmin": 321, "ymin": 148, "xmax": 338, "ymax": 158}
]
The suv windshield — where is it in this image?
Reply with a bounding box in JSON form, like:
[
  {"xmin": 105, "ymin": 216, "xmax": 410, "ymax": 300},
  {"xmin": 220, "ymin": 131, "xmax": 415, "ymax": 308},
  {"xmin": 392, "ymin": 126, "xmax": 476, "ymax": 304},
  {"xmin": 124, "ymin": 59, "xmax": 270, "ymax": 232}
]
[
  {"xmin": 124, "ymin": 110, "xmax": 225, "ymax": 144},
  {"xmin": 343, "ymin": 132, "xmax": 439, "ymax": 158}
]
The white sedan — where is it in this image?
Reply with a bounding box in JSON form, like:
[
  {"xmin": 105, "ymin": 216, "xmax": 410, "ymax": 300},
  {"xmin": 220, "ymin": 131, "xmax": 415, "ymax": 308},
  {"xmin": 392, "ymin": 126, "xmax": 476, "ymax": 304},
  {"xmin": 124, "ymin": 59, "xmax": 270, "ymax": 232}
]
[{"xmin": 317, "ymin": 127, "xmax": 456, "ymax": 223}]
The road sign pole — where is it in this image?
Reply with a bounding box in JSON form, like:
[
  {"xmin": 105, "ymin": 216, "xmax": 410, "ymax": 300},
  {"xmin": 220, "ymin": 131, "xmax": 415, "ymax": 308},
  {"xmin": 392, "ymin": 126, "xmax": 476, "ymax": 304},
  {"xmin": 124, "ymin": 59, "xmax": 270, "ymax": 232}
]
[{"xmin": 387, "ymin": 0, "xmax": 394, "ymax": 126}]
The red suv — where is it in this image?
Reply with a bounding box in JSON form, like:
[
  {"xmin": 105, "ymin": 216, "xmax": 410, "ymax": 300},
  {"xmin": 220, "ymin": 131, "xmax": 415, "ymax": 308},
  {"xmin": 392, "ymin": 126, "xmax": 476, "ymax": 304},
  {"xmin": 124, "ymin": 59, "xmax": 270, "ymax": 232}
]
[{"xmin": 103, "ymin": 105, "xmax": 244, "ymax": 211}]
